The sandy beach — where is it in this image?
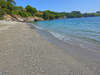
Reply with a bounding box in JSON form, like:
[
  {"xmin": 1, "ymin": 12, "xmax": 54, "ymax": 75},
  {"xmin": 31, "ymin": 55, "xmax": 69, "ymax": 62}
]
[{"xmin": 0, "ymin": 21, "xmax": 98, "ymax": 75}]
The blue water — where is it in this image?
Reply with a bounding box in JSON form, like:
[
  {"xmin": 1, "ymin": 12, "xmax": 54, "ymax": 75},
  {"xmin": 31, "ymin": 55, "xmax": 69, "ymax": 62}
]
[
  {"xmin": 33, "ymin": 17, "xmax": 100, "ymax": 74},
  {"xmin": 34, "ymin": 17, "xmax": 100, "ymax": 47}
]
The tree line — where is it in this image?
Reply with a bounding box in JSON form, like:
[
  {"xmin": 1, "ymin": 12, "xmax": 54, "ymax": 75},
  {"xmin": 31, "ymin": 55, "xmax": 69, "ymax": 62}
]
[{"xmin": 0, "ymin": 0, "xmax": 100, "ymax": 20}]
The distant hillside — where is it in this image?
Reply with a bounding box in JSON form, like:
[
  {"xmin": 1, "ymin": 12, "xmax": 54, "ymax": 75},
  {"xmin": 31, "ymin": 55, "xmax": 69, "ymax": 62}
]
[{"xmin": 0, "ymin": 0, "xmax": 100, "ymax": 21}]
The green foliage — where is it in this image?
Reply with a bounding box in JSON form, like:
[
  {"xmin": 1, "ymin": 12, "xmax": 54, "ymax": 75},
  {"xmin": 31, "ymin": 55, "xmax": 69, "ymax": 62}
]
[
  {"xmin": 11, "ymin": 10, "xmax": 19, "ymax": 15},
  {"xmin": 42, "ymin": 11, "xmax": 50, "ymax": 20},
  {"xmin": 18, "ymin": 11, "xmax": 32, "ymax": 17},
  {"xmin": 83, "ymin": 13, "xmax": 99, "ymax": 17},
  {"xmin": 25, "ymin": 5, "xmax": 37, "ymax": 16},
  {"xmin": 35, "ymin": 12, "xmax": 43, "ymax": 17},
  {"xmin": 55, "ymin": 14, "xmax": 62, "ymax": 19},
  {"xmin": 6, "ymin": 0, "xmax": 16, "ymax": 5},
  {"xmin": 0, "ymin": 0, "xmax": 15, "ymax": 10},
  {"xmin": 42, "ymin": 10, "xmax": 56, "ymax": 20},
  {"xmin": 0, "ymin": 8, "xmax": 6, "ymax": 19},
  {"xmin": 0, "ymin": 0, "xmax": 100, "ymax": 20},
  {"xmin": 14, "ymin": 6, "xmax": 23, "ymax": 11},
  {"xmin": 0, "ymin": 0, "xmax": 7, "ymax": 8},
  {"xmin": 66, "ymin": 11, "xmax": 82, "ymax": 18},
  {"xmin": 96, "ymin": 11, "xmax": 100, "ymax": 13},
  {"xmin": 6, "ymin": 2, "xmax": 14, "ymax": 11},
  {"xmin": 49, "ymin": 14, "xmax": 55, "ymax": 19}
]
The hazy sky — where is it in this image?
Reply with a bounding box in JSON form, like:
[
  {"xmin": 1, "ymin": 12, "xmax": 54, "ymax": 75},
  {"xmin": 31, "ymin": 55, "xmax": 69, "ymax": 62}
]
[{"xmin": 15, "ymin": 0, "xmax": 100, "ymax": 13}]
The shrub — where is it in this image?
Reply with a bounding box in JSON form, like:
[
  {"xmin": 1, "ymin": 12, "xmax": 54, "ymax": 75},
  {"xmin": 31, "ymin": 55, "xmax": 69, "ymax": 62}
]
[
  {"xmin": 18, "ymin": 11, "xmax": 32, "ymax": 17},
  {"xmin": 35, "ymin": 12, "xmax": 43, "ymax": 17},
  {"xmin": 0, "ymin": 8, "xmax": 5, "ymax": 19},
  {"xmin": 25, "ymin": 5, "xmax": 37, "ymax": 16}
]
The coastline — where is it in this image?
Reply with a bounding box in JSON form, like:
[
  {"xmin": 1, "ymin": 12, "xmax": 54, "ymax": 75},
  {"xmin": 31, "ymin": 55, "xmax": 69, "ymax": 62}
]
[{"xmin": 0, "ymin": 20, "xmax": 98, "ymax": 75}]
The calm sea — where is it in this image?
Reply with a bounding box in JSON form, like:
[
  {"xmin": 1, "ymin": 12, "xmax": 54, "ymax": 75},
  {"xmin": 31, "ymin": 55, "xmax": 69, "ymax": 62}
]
[
  {"xmin": 32, "ymin": 17, "xmax": 100, "ymax": 74},
  {"xmin": 34, "ymin": 17, "xmax": 100, "ymax": 47}
]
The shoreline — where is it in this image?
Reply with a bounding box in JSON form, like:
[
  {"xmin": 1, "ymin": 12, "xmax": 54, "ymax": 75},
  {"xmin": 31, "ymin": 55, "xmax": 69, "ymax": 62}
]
[{"xmin": 0, "ymin": 20, "xmax": 99, "ymax": 75}]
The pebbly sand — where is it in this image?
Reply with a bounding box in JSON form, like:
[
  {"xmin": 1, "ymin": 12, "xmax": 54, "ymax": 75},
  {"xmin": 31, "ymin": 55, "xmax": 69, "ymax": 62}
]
[{"xmin": 0, "ymin": 21, "xmax": 98, "ymax": 75}]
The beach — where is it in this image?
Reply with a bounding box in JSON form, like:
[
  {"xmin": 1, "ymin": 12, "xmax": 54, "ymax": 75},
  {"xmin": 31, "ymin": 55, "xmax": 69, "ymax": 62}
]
[{"xmin": 0, "ymin": 21, "xmax": 98, "ymax": 75}]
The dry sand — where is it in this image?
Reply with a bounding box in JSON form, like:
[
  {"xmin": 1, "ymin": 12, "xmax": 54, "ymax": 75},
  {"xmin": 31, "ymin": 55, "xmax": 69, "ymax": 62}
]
[{"xmin": 0, "ymin": 21, "xmax": 96, "ymax": 75}]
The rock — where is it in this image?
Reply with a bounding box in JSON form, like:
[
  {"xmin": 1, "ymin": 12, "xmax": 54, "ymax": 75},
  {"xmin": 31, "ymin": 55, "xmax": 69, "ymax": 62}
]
[
  {"xmin": 34, "ymin": 17, "xmax": 44, "ymax": 21},
  {"xmin": 24, "ymin": 17, "xmax": 35, "ymax": 22},
  {"xmin": 3, "ymin": 14, "xmax": 44, "ymax": 22},
  {"xmin": 12, "ymin": 15, "xmax": 24, "ymax": 22},
  {"xmin": 24, "ymin": 17, "xmax": 44, "ymax": 22},
  {"xmin": 3, "ymin": 14, "xmax": 16, "ymax": 21}
]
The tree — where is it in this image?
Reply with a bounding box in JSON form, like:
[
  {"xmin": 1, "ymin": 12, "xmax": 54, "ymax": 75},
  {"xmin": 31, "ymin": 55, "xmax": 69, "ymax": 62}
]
[
  {"xmin": 14, "ymin": 6, "xmax": 23, "ymax": 11},
  {"xmin": 6, "ymin": 2, "xmax": 14, "ymax": 11},
  {"xmin": 96, "ymin": 11, "xmax": 100, "ymax": 13},
  {"xmin": 25, "ymin": 5, "xmax": 37, "ymax": 16},
  {"xmin": 35, "ymin": 12, "xmax": 43, "ymax": 17},
  {"xmin": 0, "ymin": 0, "xmax": 7, "ymax": 8},
  {"xmin": 83, "ymin": 13, "xmax": 88, "ymax": 17},
  {"xmin": 6, "ymin": 0, "xmax": 16, "ymax": 5},
  {"xmin": 55, "ymin": 14, "xmax": 62, "ymax": 19},
  {"xmin": 49, "ymin": 14, "xmax": 55, "ymax": 19},
  {"xmin": 18, "ymin": 11, "xmax": 32, "ymax": 17},
  {"xmin": 42, "ymin": 11, "xmax": 49, "ymax": 20},
  {"xmin": 42, "ymin": 11, "xmax": 56, "ymax": 20},
  {"xmin": 6, "ymin": 0, "xmax": 16, "ymax": 10},
  {"xmin": 67, "ymin": 11, "xmax": 82, "ymax": 18},
  {"xmin": 0, "ymin": 8, "xmax": 5, "ymax": 19}
]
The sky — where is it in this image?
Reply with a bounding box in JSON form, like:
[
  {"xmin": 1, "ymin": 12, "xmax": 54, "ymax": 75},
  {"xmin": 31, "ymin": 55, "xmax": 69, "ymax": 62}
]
[{"xmin": 15, "ymin": 0, "xmax": 100, "ymax": 13}]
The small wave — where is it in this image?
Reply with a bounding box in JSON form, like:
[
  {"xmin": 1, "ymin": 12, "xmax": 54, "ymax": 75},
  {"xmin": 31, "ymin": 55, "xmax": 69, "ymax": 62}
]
[
  {"xmin": 49, "ymin": 31, "xmax": 71, "ymax": 42},
  {"xmin": 32, "ymin": 23, "xmax": 71, "ymax": 42},
  {"xmin": 33, "ymin": 24, "xmax": 44, "ymax": 30}
]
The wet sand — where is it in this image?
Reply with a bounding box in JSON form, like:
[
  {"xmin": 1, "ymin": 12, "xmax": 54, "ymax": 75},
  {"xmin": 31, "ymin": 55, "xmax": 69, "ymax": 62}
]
[{"xmin": 0, "ymin": 21, "xmax": 98, "ymax": 75}]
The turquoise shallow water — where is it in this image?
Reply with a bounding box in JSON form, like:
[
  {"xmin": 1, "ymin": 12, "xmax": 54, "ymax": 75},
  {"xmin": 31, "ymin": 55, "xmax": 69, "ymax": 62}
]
[
  {"xmin": 35, "ymin": 17, "xmax": 100, "ymax": 46},
  {"xmin": 32, "ymin": 17, "xmax": 100, "ymax": 74}
]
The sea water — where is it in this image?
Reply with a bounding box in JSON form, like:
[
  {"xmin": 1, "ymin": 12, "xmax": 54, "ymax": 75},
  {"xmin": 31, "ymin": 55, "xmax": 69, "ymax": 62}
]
[
  {"xmin": 34, "ymin": 17, "xmax": 100, "ymax": 48},
  {"xmin": 33, "ymin": 17, "xmax": 100, "ymax": 74}
]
